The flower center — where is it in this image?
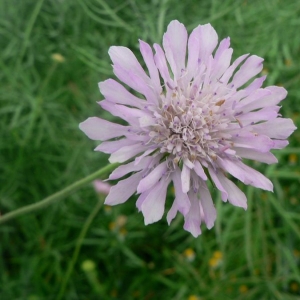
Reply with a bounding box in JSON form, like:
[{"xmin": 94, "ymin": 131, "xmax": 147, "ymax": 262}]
[{"xmin": 148, "ymin": 85, "xmax": 233, "ymax": 165}]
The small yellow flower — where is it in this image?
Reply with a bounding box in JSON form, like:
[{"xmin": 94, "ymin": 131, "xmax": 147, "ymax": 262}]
[
  {"xmin": 109, "ymin": 222, "xmax": 116, "ymax": 231},
  {"xmin": 51, "ymin": 53, "xmax": 65, "ymax": 63},
  {"xmin": 290, "ymin": 282, "xmax": 299, "ymax": 292},
  {"xmin": 183, "ymin": 248, "xmax": 196, "ymax": 261},
  {"xmin": 188, "ymin": 295, "xmax": 199, "ymax": 300},
  {"xmin": 289, "ymin": 153, "xmax": 297, "ymax": 165},
  {"xmin": 293, "ymin": 249, "xmax": 300, "ymax": 258},
  {"xmin": 119, "ymin": 227, "xmax": 127, "ymax": 237},
  {"xmin": 285, "ymin": 59, "xmax": 292, "ymax": 66},
  {"xmin": 110, "ymin": 289, "xmax": 118, "ymax": 297},
  {"xmin": 213, "ymin": 251, "xmax": 222, "ymax": 259},
  {"xmin": 209, "ymin": 251, "xmax": 223, "ymax": 268},
  {"xmin": 116, "ymin": 215, "xmax": 127, "ymax": 227},
  {"xmin": 239, "ymin": 285, "xmax": 248, "ymax": 293}
]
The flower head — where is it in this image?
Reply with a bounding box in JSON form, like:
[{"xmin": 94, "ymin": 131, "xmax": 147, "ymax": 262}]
[{"xmin": 80, "ymin": 20, "xmax": 296, "ymax": 237}]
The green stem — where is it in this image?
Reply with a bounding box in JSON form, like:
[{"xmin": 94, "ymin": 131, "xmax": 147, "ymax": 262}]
[
  {"xmin": 57, "ymin": 196, "xmax": 105, "ymax": 300},
  {"xmin": 0, "ymin": 163, "xmax": 119, "ymax": 225}
]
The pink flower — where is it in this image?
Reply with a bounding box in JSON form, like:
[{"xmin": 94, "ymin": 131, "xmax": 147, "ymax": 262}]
[
  {"xmin": 80, "ymin": 20, "xmax": 296, "ymax": 237},
  {"xmin": 93, "ymin": 180, "xmax": 111, "ymax": 195}
]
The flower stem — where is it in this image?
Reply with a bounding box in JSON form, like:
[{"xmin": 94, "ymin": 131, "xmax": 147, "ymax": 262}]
[
  {"xmin": 0, "ymin": 163, "xmax": 119, "ymax": 225},
  {"xmin": 57, "ymin": 195, "xmax": 105, "ymax": 300}
]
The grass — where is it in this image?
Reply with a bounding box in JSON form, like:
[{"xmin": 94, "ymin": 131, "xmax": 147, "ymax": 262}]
[{"xmin": 1, "ymin": 0, "xmax": 300, "ymax": 299}]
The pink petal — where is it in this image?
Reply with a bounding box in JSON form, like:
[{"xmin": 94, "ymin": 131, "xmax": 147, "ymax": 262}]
[
  {"xmin": 99, "ymin": 79, "xmax": 144, "ymax": 109},
  {"xmin": 93, "ymin": 180, "xmax": 111, "ymax": 195},
  {"xmin": 230, "ymin": 55, "xmax": 264, "ymax": 89},
  {"xmin": 215, "ymin": 172, "xmax": 247, "ymax": 209},
  {"xmin": 218, "ymin": 158, "xmax": 273, "ymax": 191},
  {"xmin": 112, "ymin": 64, "xmax": 156, "ymax": 103},
  {"xmin": 105, "ymin": 172, "xmax": 143, "ymax": 205},
  {"xmin": 172, "ymin": 168, "xmax": 191, "ymax": 215},
  {"xmin": 251, "ymin": 118, "xmax": 296, "ymax": 139},
  {"xmin": 231, "ymin": 132, "xmax": 274, "ymax": 153},
  {"xmin": 163, "ymin": 20, "xmax": 188, "ymax": 78},
  {"xmin": 109, "ymin": 156, "xmax": 152, "ymax": 180},
  {"xmin": 153, "ymin": 43, "xmax": 174, "ymax": 88},
  {"xmin": 166, "ymin": 200, "xmax": 179, "ymax": 225},
  {"xmin": 194, "ymin": 160, "xmax": 208, "ymax": 180},
  {"xmin": 139, "ymin": 40, "xmax": 162, "ymax": 95},
  {"xmin": 109, "ymin": 46, "xmax": 150, "ymax": 83},
  {"xmin": 237, "ymin": 106, "xmax": 279, "ymax": 126},
  {"xmin": 273, "ymin": 140, "xmax": 289, "ymax": 149},
  {"xmin": 234, "ymin": 147, "xmax": 278, "ymax": 164},
  {"xmin": 141, "ymin": 177, "xmax": 171, "ymax": 225},
  {"xmin": 214, "ymin": 37, "xmax": 230, "ymax": 60},
  {"xmin": 109, "ymin": 143, "xmax": 148, "ymax": 163},
  {"xmin": 98, "ymin": 100, "xmax": 147, "ymax": 126},
  {"xmin": 208, "ymin": 167, "xmax": 228, "ymax": 201},
  {"xmin": 220, "ymin": 54, "xmax": 249, "ymax": 84},
  {"xmin": 137, "ymin": 161, "xmax": 168, "ymax": 194},
  {"xmin": 183, "ymin": 191, "xmax": 202, "ymax": 237},
  {"xmin": 199, "ymin": 183, "xmax": 216, "ymax": 229},
  {"xmin": 136, "ymin": 189, "xmax": 151, "ymax": 211},
  {"xmin": 187, "ymin": 23, "xmax": 218, "ymax": 79},
  {"xmin": 181, "ymin": 163, "xmax": 191, "ymax": 193},
  {"xmin": 79, "ymin": 117, "xmax": 128, "ymax": 141},
  {"xmin": 236, "ymin": 89, "xmax": 271, "ymax": 111},
  {"xmin": 94, "ymin": 138, "xmax": 133, "ymax": 154}
]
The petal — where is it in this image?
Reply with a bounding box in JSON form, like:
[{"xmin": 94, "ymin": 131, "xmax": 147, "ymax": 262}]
[
  {"xmin": 141, "ymin": 177, "xmax": 171, "ymax": 225},
  {"xmin": 181, "ymin": 163, "xmax": 191, "ymax": 193},
  {"xmin": 136, "ymin": 189, "xmax": 151, "ymax": 211},
  {"xmin": 109, "ymin": 46, "xmax": 157, "ymax": 103},
  {"xmin": 109, "ymin": 143, "xmax": 148, "ymax": 163},
  {"xmin": 214, "ymin": 37, "xmax": 230, "ymax": 60},
  {"xmin": 237, "ymin": 106, "xmax": 280, "ymax": 126},
  {"xmin": 218, "ymin": 158, "xmax": 273, "ymax": 191},
  {"xmin": 163, "ymin": 20, "xmax": 188, "ymax": 78},
  {"xmin": 251, "ymin": 118, "xmax": 296, "ymax": 139},
  {"xmin": 79, "ymin": 117, "xmax": 128, "ymax": 141},
  {"xmin": 231, "ymin": 131, "xmax": 274, "ymax": 153},
  {"xmin": 139, "ymin": 40, "xmax": 162, "ymax": 94},
  {"xmin": 194, "ymin": 160, "xmax": 208, "ymax": 180},
  {"xmin": 172, "ymin": 167, "xmax": 191, "ymax": 215},
  {"xmin": 98, "ymin": 100, "xmax": 148, "ymax": 126},
  {"xmin": 109, "ymin": 156, "xmax": 152, "ymax": 180},
  {"xmin": 109, "ymin": 46, "xmax": 150, "ymax": 83},
  {"xmin": 273, "ymin": 140, "xmax": 289, "ymax": 149},
  {"xmin": 112, "ymin": 64, "xmax": 157, "ymax": 103},
  {"xmin": 153, "ymin": 43, "xmax": 174, "ymax": 88},
  {"xmin": 230, "ymin": 55, "xmax": 264, "ymax": 89},
  {"xmin": 220, "ymin": 54, "xmax": 249, "ymax": 84},
  {"xmin": 137, "ymin": 161, "xmax": 168, "ymax": 193},
  {"xmin": 94, "ymin": 138, "xmax": 133, "ymax": 154},
  {"xmin": 236, "ymin": 88, "xmax": 271, "ymax": 111},
  {"xmin": 166, "ymin": 199, "xmax": 179, "ymax": 225},
  {"xmin": 215, "ymin": 172, "xmax": 247, "ymax": 209},
  {"xmin": 208, "ymin": 167, "xmax": 228, "ymax": 201},
  {"xmin": 234, "ymin": 147, "xmax": 278, "ymax": 164},
  {"xmin": 199, "ymin": 183, "xmax": 216, "ymax": 229},
  {"xmin": 105, "ymin": 172, "xmax": 143, "ymax": 205},
  {"xmin": 99, "ymin": 79, "xmax": 144, "ymax": 109},
  {"xmin": 187, "ymin": 23, "xmax": 218, "ymax": 79},
  {"xmin": 183, "ymin": 191, "xmax": 202, "ymax": 237},
  {"xmin": 211, "ymin": 48, "xmax": 233, "ymax": 80}
]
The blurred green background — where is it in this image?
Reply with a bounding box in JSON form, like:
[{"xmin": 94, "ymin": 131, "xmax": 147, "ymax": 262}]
[{"xmin": 1, "ymin": 0, "xmax": 300, "ymax": 299}]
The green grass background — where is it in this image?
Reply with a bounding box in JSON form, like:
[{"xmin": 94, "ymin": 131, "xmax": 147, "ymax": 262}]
[{"xmin": 1, "ymin": 0, "xmax": 300, "ymax": 299}]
